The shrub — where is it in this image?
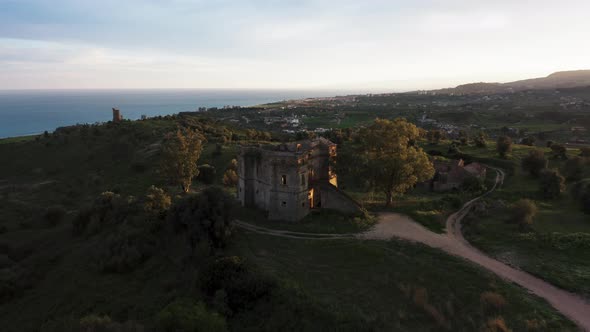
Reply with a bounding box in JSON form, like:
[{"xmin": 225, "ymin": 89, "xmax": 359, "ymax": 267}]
[
  {"xmin": 79, "ymin": 314, "xmax": 112, "ymax": 331},
  {"xmin": 94, "ymin": 226, "xmax": 158, "ymax": 273},
  {"xmin": 482, "ymin": 316, "xmax": 511, "ymax": 332},
  {"xmin": 168, "ymin": 187, "xmax": 235, "ymax": 251},
  {"xmin": 480, "ymin": 291, "xmax": 507, "ymax": 312},
  {"xmin": 222, "ymin": 169, "xmax": 238, "ymax": 187},
  {"xmin": 44, "ymin": 205, "xmax": 67, "ymax": 227},
  {"xmin": 539, "ymin": 169, "xmax": 566, "ymax": 199},
  {"xmin": 72, "ymin": 192, "xmax": 137, "ymax": 235},
  {"xmin": 521, "ymin": 149, "xmax": 547, "ymax": 177},
  {"xmin": 496, "ymin": 136, "xmax": 512, "ymax": 158},
  {"xmin": 143, "ymin": 186, "xmax": 171, "ymax": 218},
  {"xmin": 156, "ymin": 299, "xmax": 227, "ymax": 332},
  {"xmin": 78, "ymin": 314, "xmax": 144, "ymax": 332},
  {"xmin": 474, "ymin": 131, "xmax": 487, "ymax": 148},
  {"xmin": 510, "ymin": 199, "xmax": 537, "ymax": 231},
  {"xmin": 580, "ymin": 147, "xmax": 590, "ymax": 157},
  {"xmin": 200, "ymin": 256, "xmax": 275, "ymax": 314}
]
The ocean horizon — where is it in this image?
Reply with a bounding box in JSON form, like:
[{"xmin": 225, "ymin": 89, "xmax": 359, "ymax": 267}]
[{"xmin": 0, "ymin": 88, "xmax": 347, "ymax": 138}]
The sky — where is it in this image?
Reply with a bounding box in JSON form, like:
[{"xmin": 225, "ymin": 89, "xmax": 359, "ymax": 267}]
[{"xmin": 1, "ymin": 0, "xmax": 589, "ymax": 91}]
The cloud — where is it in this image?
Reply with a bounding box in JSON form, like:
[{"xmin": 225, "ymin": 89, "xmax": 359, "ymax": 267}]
[{"xmin": 1, "ymin": 0, "xmax": 589, "ymax": 90}]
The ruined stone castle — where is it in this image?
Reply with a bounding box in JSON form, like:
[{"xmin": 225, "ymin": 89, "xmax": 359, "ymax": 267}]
[{"xmin": 237, "ymin": 138, "xmax": 360, "ymax": 222}]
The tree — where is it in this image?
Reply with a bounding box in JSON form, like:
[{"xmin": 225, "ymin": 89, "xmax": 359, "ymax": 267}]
[
  {"xmin": 168, "ymin": 187, "xmax": 235, "ymax": 250},
  {"xmin": 521, "ymin": 149, "xmax": 547, "ymax": 177},
  {"xmin": 474, "ymin": 131, "xmax": 488, "ymax": 148},
  {"xmin": 160, "ymin": 128, "xmax": 204, "ymax": 193},
  {"xmin": 550, "ymin": 144, "xmax": 568, "ymax": 160},
  {"xmin": 458, "ymin": 130, "xmax": 469, "ymax": 145},
  {"xmin": 357, "ymin": 118, "xmax": 434, "ymax": 206},
  {"xmin": 539, "ymin": 169, "xmax": 566, "ymax": 199},
  {"xmin": 496, "ymin": 136, "xmax": 512, "ymax": 158},
  {"xmin": 426, "ymin": 129, "xmax": 444, "ymax": 145},
  {"xmin": 521, "ymin": 135, "xmax": 536, "ymax": 146},
  {"xmin": 562, "ymin": 156, "xmax": 584, "ymax": 181},
  {"xmin": 511, "ymin": 199, "xmax": 537, "ymax": 231}
]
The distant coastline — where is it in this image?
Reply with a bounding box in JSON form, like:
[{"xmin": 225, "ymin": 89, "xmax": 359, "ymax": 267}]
[{"xmin": 0, "ymin": 89, "xmax": 344, "ymax": 139}]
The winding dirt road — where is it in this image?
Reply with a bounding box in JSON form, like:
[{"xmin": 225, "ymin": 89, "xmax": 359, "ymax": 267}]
[{"xmin": 236, "ymin": 168, "xmax": 590, "ymax": 330}]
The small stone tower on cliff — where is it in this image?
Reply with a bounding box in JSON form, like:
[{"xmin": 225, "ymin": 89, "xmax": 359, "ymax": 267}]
[{"xmin": 112, "ymin": 108, "xmax": 123, "ymax": 122}]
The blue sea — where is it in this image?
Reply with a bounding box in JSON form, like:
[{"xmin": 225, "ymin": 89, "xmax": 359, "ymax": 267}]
[{"xmin": 0, "ymin": 89, "xmax": 343, "ymax": 138}]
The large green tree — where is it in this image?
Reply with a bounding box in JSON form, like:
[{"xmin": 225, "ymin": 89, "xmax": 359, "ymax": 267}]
[
  {"xmin": 160, "ymin": 128, "xmax": 204, "ymax": 193},
  {"xmin": 357, "ymin": 118, "xmax": 434, "ymax": 206},
  {"xmin": 496, "ymin": 136, "xmax": 512, "ymax": 158},
  {"xmin": 521, "ymin": 149, "xmax": 547, "ymax": 177}
]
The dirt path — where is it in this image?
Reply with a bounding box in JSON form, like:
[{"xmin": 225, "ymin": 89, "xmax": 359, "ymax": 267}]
[
  {"xmin": 359, "ymin": 168, "xmax": 590, "ymax": 331},
  {"xmin": 236, "ymin": 168, "xmax": 590, "ymax": 330}
]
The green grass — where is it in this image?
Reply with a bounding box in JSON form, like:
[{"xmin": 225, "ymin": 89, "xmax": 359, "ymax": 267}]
[
  {"xmin": 236, "ymin": 206, "xmax": 376, "ymax": 234},
  {"xmin": 456, "ymin": 144, "xmax": 590, "ymax": 298},
  {"xmin": 233, "ymin": 231, "xmax": 576, "ymax": 331},
  {"xmin": 0, "ymin": 135, "xmax": 39, "ymax": 144}
]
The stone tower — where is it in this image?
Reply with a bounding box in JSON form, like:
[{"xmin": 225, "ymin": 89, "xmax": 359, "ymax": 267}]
[{"xmin": 112, "ymin": 108, "xmax": 123, "ymax": 122}]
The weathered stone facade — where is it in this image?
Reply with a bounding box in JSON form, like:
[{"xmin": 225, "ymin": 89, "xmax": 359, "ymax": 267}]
[{"xmin": 237, "ymin": 138, "xmax": 359, "ymax": 222}]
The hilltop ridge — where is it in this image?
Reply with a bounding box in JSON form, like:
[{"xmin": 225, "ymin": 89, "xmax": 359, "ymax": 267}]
[{"xmin": 433, "ymin": 70, "xmax": 590, "ymax": 95}]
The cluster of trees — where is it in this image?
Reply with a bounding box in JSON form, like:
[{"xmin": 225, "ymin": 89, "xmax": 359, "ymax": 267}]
[
  {"xmin": 521, "ymin": 149, "xmax": 566, "ymax": 199},
  {"xmin": 521, "ymin": 146, "xmax": 590, "ymax": 213},
  {"xmin": 245, "ymin": 129, "xmax": 272, "ymax": 141}
]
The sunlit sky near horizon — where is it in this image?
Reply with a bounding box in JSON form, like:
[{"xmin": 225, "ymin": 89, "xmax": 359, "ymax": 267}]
[{"xmin": 1, "ymin": 0, "xmax": 589, "ymax": 91}]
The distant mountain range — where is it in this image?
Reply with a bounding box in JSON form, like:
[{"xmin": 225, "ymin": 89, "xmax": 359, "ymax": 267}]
[{"xmin": 433, "ymin": 70, "xmax": 590, "ymax": 95}]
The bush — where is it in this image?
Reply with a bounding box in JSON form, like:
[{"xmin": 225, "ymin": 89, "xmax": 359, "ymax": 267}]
[
  {"xmin": 79, "ymin": 314, "xmax": 144, "ymax": 332},
  {"xmin": 44, "ymin": 205, "xmax": 67, "ymax": 227},
  {"xmin": 72, "ymin": 192, "xmax": 137, "ymax": 235},
  {"xmin": 521, "ymin": 149, "xmax": 547, "ymax": 177},
  {"xmin": 510, "ymin": 199, "xmax": 537, "ymax": 231},
  {"xmin": 222, "ymin": 169, "xmax": 238, "ymax": 187},
  {"xmin": 168, "ymin": 187, "xmax": 235, "ymax": 251},
  {"xmin": 580, "ymin": 147, "xmax": 590, "ymax": 157},
  {"xmin": 156, "ymin": 299, "xmax": 227, "ymax": 332},
  {"xmin": 480, "ymin": 291, "xmax": 507, "ymax": 312},
  {"xmin": 200, "ymin": 256, "xmax": 275, "ymax": 314},
  {"xmin": 539, "ymin": 169, "xmax": 566, "ymax": 199},
  {"xmin": 482, "ymin": 316, "xmax": 510, "ymax": 332},
  {"xmin": 94, "ymin": 226, "xmax": 158, "ymax": 273},
  {"xmin": 474, "ymin": 131, "xmax": 487, "ymax": 148},
  {"xmin": 143, "ymin": 186, "xmax": 171, "ymax": 218}
]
